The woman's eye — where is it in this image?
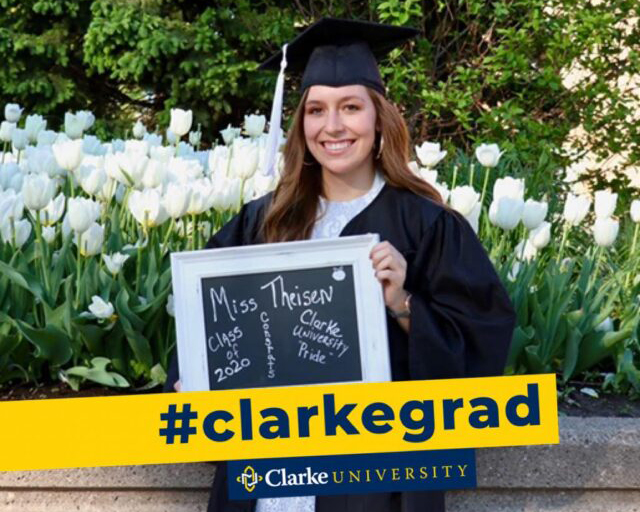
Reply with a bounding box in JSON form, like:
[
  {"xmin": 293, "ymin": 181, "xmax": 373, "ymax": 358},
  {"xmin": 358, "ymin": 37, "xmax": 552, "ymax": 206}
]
[
  {"xmin": 345, "ymin": 104, "xmax": 360, "ymax": 111},
  {"xmin": 307, "ymin": 107, "xmax": 323, "ymax": 115}
]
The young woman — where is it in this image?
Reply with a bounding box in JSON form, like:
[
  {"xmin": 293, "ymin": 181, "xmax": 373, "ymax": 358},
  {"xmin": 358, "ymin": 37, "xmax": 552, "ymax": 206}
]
[{"xmin": 166, "ymin": 18, "xmax": 516, "ymax": 512}]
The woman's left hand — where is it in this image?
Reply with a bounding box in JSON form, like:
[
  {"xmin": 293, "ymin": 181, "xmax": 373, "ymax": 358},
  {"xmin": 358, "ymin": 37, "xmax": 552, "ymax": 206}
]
[{"xmin": 370, "ymin": 241, "xmax": 409, "ymax": 312}]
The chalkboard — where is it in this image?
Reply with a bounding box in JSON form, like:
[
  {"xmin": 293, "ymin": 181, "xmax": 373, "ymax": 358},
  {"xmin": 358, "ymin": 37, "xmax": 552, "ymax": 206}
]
[
  {"xmin": 201, "ymin": 265, "xmax": 361, "ymax": 390},
  {"xmin": 171, "ymin": 235, "xmax": 391, "ymax": 392}
]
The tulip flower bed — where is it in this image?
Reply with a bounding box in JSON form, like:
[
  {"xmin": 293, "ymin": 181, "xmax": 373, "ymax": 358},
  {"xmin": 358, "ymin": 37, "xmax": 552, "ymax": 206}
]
[{"xmin": 0, "ymin": 104, "xmax": 638, "ymax": 396}]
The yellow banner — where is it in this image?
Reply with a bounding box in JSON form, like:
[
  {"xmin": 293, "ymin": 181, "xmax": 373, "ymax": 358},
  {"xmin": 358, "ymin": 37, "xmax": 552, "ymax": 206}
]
[{"xmin": 0, "ymin": 374, "xmax": 558, "ymax": 471}]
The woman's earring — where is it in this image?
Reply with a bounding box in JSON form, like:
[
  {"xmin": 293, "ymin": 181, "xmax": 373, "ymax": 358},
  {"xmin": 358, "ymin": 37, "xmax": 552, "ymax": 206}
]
[{"xmin": 376, "ymin": 134, "xmax": 385, "ymax": 160}]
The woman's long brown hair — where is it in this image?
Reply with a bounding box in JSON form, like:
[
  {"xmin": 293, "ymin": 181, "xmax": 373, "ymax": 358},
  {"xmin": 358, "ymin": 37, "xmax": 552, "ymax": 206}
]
[{"xmin": 262, "ymin": 87, "xmax": 444, "ymax": 242}]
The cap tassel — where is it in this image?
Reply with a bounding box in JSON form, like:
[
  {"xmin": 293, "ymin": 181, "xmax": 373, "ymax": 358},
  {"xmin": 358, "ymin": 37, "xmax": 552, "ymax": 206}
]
[{"xmin": 261, "ymin": 43, "xmax": 288, "ymax": 177}]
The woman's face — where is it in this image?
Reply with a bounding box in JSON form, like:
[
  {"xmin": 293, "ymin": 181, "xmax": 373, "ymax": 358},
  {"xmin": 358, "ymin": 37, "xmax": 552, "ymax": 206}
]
[{"xmin": 303, "ymin": 85, "xmax": 378, "ymax": 178}]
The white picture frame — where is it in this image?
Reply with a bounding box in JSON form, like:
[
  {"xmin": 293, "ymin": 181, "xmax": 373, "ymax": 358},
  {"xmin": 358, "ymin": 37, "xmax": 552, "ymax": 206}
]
[{"xmin": 170, "ymin": 234, "xmax": 391, "ymax": 392}]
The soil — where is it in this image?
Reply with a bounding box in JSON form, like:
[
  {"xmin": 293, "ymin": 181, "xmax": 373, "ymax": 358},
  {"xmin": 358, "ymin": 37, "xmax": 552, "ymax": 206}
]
[
  {"xmin": 1, "ymin": 382, "xmax": 639, "ymax": 417},
  {"xmin": 0, "ymin": 383, "xmax": 158, "ymax": 401},
  {"xmin": 558, "ymin": 388, "xmax": 640, "ymax": 418}
]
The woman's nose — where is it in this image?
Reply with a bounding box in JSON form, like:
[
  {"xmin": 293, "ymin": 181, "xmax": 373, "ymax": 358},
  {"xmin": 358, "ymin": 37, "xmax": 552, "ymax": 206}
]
[{"xmin": 324, "ymin": 108, "xmax": 345, "ymax": 134}]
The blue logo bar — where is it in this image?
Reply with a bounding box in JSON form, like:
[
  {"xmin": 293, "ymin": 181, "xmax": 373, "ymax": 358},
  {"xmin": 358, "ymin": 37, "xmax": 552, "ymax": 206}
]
[{"xmin": 228, "ymin": 449, "xmax": 476, "ymax": 499}]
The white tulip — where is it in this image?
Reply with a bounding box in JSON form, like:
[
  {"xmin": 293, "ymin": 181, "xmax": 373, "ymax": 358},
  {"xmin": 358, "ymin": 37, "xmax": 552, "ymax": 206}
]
[
  {"xmin": 230, "ymin": 139, "xmax": 259, "ymax": 179},
  {"xmin": 25, "ymin": 146, "xmax": 62, "ymax": 178},
  {"xmin": 149, "ymin": 145, "xmax": 174, "ymax": 163},
  {"xmin": 167, "ymin": 156, "xmax": 203, "ymax": 183},
  {"xmin": 97, "ymin": 178, "xmax": 118, "ymax": 203},
  {"xmin": 200, "ymin": 220, "xmax": 212, "ymax": 239},
  {"xmin": 0, "ymin": 218, "xmax": 31, "ymax": 247},
  {"xmin": 39, "ymin": 193, "xmax": 66, "ymax": 226},
  {"xmin": 176, "ymin": 141, "xmax": 195, "ymax": 157},
  {"xmin": 42, "ymin": 226, "xmax": 56, "ymax": 244},
  {"xmin": 563, "ymin": 193, "xmax": 591, "ymax": 225},
  {"xmin": 88, "ymin": 295, "xmax": 114, "ymax": 319},
  {"xmin": 220, "ymin": 124, "xmax": 241, "ymax": 145},
  {"xmin": 508, "ymin": 261, "xmax": 521, "ymax": 282},
  {"xmin": 243, "ymin": 114, "xmax": 266, "ymax": 138},
  {"xmin": 142, "ymin": 159, "xmax": 168, "ymax": 188},
  {"xmin": 103, "ymin": 252, "xmax": 130, "ymax": 275},
  {"xmin": 76, "ymin": 110, "xmax": 95, "ymax": 131},
  {"xmin": 166, "ymin": 294, "xmax": 175, "ymax": 317},
  {"xmin": 107, "ymin": 139, "xmax": 125, "ymax": 153},
  {"xmin": 475, "ymin": 143, "xmax": 503, "ymax": 168},
  {"xmin": 528, "ymin": 221, "xmax": 551, "ymax": 249},
  {"xmin": 144, "ymin": 132, "xmax": 163, "ymax": 147},
  {"xmin": 75, "ymin": 222, "xmax": 104, "ymax": 256},
  {"xmin": 493, "ymin": 176, "xmax": 525, "ymax": 201},
  {"xmin": 24, "ymin": 115, "xmax": 46, "ymax": 143},
  {"xmin": 211, "ymin": 176, "xmax": 242, "ymax": 211},
  {"xmin": 0, "ymin": 121, "xmax": 16, "ymax": 143},
  {"xmin": 52, "ymin": 139, "xmax": 83, "ymax": 171},
  {"xmin": 165, "ymin": 129, "xmax": 178, "ymax": 145},
  {"xmin": 592, "ymin": 217, "xmax": 619, "ymax": 247},
  {"xmin": 124, "ymin": 139, "xmax": 150, "ymax": 156},
  {"xmin": 514, "ymin": 238, "xmax": 538, "ymax": 262},
  {"xmin": 189, "ymin": 130, "xmax": 201, "ymax": 147},
  {"xmin": 415, "ymin": 142, "xmax": 447, "ymax": 168},
  {"xmin": 169, "ymin": 108, "xmax": 193, "ymax": 137},
  {"xmin": 128, "ymin": 188, "xmax": 168, "ymax": 228},
  {"xmin": 64, "ymin": 112, "xmax": 85, "ymax": 139},
  {"xmin": 631, "ymin": 199, "xmax": 640, "ymax": 223},
  {"xmin": 132, "ymin": 120, "xmax": 147, "ymax": 139},
  {"xmin": 36, "ymin": 129, "xmax": 58, "ymax": 147},
  {"xmin": 252, "ymin": 172, "xmax": 278, "ymax": 197},
  {"xmin": 61, "ymin": 213, "xmax": 72, "ymax": 239},
  {"xmin": 82, "ymin": 135, "xmax": 105, "ymax": 156},
  {"xmin": 78, "ymin": 164, "xmax": 107, "ymax": 196},
  {"xmin": 0, "ymin": 163, "xmax": 22, "ymax": 191},
  {"xmin": 208, "ymin": 145, "xmax": 230, "ymax": 176},
  {"xmin": 8, "ymin": 171, "xmax": 22, "ymax": 193},
  {"xmin": 594, "ymin": 190, "xmax": 617, "ymax": 219},
  {"xmin": 163, "ymin": 182, "xmax": 191, "ymax": 219},
  {"xmin": 186, "ymin": 180, "xmax": 211, "ymax": 214},
  {"xmin": 449, "ymin": 185, "xmax": 480, "ymax": 217},
  {"xmin": 4, "ymin": 103, "xmax": 22, "ymax": 123},
  {"xmin": 22, "ymin": 174, "xmax": 57, "ymax": 210},
  {"xmin": 465, "ymin": 202, "xmax": 482, "ymax": 233},
  {"xmin": 522, "ymin": 199, "xmax": 548, "ymax": 230},
  {"xmin": 68, "ymin": 197, "xmax": 101, "ymax": 233},
  {"xmin": 489, "ymin": 196, "xmax": 524, "ymax": 230},
  {"xmin": 11, "ymin": 128, "xmax": 28, "ymax": 151},
  {"xmin": 108, "ymin": 151, "xmax": 148, "ymax": 188},
  {"xmin": 0, "ymin": 188, "xmax": 24, "ymax": 220}
]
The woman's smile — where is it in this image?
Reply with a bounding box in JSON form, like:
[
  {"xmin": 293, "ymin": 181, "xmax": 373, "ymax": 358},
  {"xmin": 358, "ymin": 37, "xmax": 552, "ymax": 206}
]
[{"xmin": 321, "ymin": 139, "xmax": 356, "ymax": 155}]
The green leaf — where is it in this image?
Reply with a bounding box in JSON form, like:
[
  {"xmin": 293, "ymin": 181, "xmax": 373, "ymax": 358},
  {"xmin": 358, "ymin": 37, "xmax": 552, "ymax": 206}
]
[
  {"xmin": 0, "ymin": 259, "xmax": 45, "ymax": 303},
  {"xmin": 14, "ymin": 320, "xmax": 73, "ymax": 366},
  {"xmin": 72, "ymin": 319, "xmax": 106, "ymax": 355},
  {"xmin": 115, "ymin": 288, "xmax": 152, "ymax": 368},
  {"xmin": 504, "ymin": 325, "xmax": 534, "ymax": 374},
  {"xmin": 64, "ymin": 357, "xmax": 130, "ymax": 388}
]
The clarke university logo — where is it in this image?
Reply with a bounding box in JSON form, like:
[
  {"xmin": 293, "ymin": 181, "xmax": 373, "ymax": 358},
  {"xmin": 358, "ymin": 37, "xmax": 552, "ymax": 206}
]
[{"xmin": 237, "ymin": 465, "xmax": 263, "ymax": 493}]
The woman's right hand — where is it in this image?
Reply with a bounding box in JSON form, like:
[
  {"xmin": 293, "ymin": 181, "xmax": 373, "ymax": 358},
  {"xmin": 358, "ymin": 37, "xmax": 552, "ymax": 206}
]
[{"xmin": 173, "ymin": 380, "xmax": 182, "ymax": 392}]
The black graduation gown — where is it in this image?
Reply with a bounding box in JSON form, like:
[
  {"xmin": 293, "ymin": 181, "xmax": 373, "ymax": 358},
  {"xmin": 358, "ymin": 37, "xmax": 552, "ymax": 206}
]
[{"xmin": 164, "ymin": 184, "xmax": 516, "ymax": 512}]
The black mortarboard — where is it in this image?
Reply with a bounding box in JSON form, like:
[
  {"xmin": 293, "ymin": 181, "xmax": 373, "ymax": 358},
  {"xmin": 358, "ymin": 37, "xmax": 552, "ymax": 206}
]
[
  {"xmin": 259, "ymin": 18, "xmax": 419, "ymax": 95},
  {"xmin": 259, "ymin": 18, "xmax": 419, "ymax": 176}
]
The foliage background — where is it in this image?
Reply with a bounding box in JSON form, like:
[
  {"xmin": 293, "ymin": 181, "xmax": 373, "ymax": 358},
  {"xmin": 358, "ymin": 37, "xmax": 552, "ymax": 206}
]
[{"xmin": 1, "ymin": 0, "xmax": 638, "ymax": 185}]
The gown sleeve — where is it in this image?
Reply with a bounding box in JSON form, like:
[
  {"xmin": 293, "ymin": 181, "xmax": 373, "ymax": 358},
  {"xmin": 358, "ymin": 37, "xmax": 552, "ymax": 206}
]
[
  {"xmin": 404, "ymin": 208, "xmax": 516, "ymax": 381},
  {"xmin": 162, "ymin": 195, "xmax": 271, "ymax": 392}
]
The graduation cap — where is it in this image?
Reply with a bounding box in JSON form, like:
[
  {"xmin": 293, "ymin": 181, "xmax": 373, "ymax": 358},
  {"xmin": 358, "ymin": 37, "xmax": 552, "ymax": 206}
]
[{"xmin": 259, "ymin": 18, "xmax": 420, "ymax": 176}]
